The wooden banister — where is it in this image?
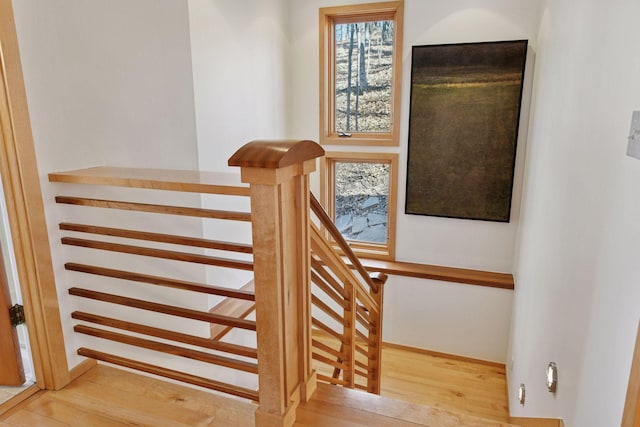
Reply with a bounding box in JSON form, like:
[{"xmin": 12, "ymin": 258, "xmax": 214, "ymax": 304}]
[
  {"xmin": 229, "ymin": 139, "xmax": 324, "ymax": 427},
  {"xmin": 310, "ymin": 194, "xmax": 380, "ymax": 293}
]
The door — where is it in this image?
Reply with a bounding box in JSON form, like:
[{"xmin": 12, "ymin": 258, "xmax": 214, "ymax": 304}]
[
  {"xmin": 0, "ymin": 246, "xmax": 25, "ymax": 385},
  {"xmin": 0, "ymin": 0, "xmax": 69, "ymax": 391},
  {"xmin": 623, "ymin": 321, "xmax": 640, "ymax": 427}
]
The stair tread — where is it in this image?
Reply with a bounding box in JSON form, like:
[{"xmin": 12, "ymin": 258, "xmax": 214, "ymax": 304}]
[{"xmin": 296, "ymin": 383, "xmax": 519, "ymax": 427}]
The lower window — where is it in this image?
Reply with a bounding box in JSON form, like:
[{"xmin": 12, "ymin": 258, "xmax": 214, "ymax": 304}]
[{"xmin": 321, "ymin": 152, "xmax": 398, "ymax": 260}]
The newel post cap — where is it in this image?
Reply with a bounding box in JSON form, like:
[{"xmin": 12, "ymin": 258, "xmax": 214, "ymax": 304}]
[{"xmin": 228, "ymin": 139, "xmax": 324, "ymax": 169}]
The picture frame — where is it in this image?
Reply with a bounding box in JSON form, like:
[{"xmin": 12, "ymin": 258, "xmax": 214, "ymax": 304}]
[{"xmin": 405, "ymin": 40, "xmax": 528, "ymax": 222}]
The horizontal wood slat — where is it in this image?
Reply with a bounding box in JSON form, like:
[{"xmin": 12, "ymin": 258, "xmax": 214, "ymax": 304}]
[
  {"xmin": 77, "ymin": 348, "xmax": 259, "ymax": 401},
  {"xmin": 74, "ymin": 324, "xmax": 258, "ymax": 374},
  {"xmin": 68, "ymin": 288, "xmax": 256, "ymax": 331},
  {"xmin": 60, "ymin": 223, "xmax": 253, "ymax": 254},
  {"xmin": 48, "ymin": 166, "xmax": 250, "ymax": 196},
  {"xmin": 209, "ymin": 281, "xmax": 256, "ymax": 341},
  {"xmin": 72, "ymin": 311, "xmax": 257, "ymax": 358},
  {"xmin": 65, "ymin": 263, "xmax": 255, "ymax": 300},
  {"xmin": 355, "ymin": 329, "xmax": 369, "ymax": 344},
  {"xmin": 310, "ymin": 194, "xmax": 378, "ymax": 293},
  {"xmin": 311, "ymin": 257, "xmax": 350, "ymax": 300},
  {"xmin": 312, "ymin": 352, "xmax": 349, "ymax": 372},
  {"xmin": 316, "ymin": 373, "xmax": 348, "ymax": 387},
  {"xmin": 62, "ymin": 237, "xmax": 254, "ymax": 271},
  {"xmin": 310, "ymin": 270, "xmax": 348, "ymax": 310},
  {"xmin": 355, "ymin": 359, "xmax": 368, "ymax": 371},
  {"xmin": 311, "ymin": 339, "xmax": 346, "ymax": 361},
  {"xmin": 311, "ymin": 319, "xmax": 343, "ymax": 343},
  {"xmin": 311, "ymin": 224, "xmax": 379, "ymax": 314},
  {"xmin": 355, "ymin": 345, "xmax": 368, "ymax": 357},
  {"xmin": 311, "ymin": 295, "xmax": 344, "ymax": 325},
  {"xmin": 354, "ymin": 368, "xmax": 368, "ymax": 378},
  {"xmin": 55, "ymin": 196, "xmax": 251, "ymax": 222}
]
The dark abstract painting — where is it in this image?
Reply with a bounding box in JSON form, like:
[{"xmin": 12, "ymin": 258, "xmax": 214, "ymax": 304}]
[{"xmin": 406, "ymin": 40, "xmax": 528, "ymax": 222}]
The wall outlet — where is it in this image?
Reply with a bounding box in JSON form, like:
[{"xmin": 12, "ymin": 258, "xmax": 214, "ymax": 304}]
[{"xmin": 627, "ymin": 110, "xmax": 640, "ymax": 160}]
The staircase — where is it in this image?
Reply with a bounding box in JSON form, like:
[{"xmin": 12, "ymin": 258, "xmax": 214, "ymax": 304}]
[{"xmin": 47, "ymin": 140, "xmax": 517, "ymax": 427}]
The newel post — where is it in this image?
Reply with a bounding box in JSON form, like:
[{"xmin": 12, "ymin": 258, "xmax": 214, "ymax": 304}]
[{"xmin": 229, "ymin": 140, "xmax": 324, "ymax": 427}]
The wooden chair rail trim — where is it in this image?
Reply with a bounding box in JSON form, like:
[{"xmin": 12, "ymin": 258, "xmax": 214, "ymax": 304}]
[
  {"xmin": 71, "ymin": 311, "xmax": 257, "ymax": 358},
  {"xmin": 60, "ymin": 223, "xmax": 253, "ymax": 254},
  {"xmin": 311, "ymin": 339, "xmax": 346, "ymax": 361},
  {"xmin": 316, "ymin": 373, "xmax": 349, "ymax": 387},
  {"xmin": 61, "ymin": 238, "xmax": 254, "ymax": 271},
  {"xmin": 310, "ymin": 194, "xmax": 378, "ymax": 293},
  {"xmin": 228, "ymin": 139, "xmax": 324, "ymax": 169},
  {"xmin": 55, "ymin": 196, "xmax": 252, "ymax": 222},
  {"xmin": 65, "ymin": 263, "xmax": 255, "ymax": 301},
  {"xmin": 68, "ymin": 288, "xmax": 257, "ymax": 331},
  {"xmin": 77, "ymin": 348, "xmax": 259, "ymax": 401},
  {"xmin": 355, "ymin": 258, "xmax": 515, "ymax": 290},
  {"xmin": 48, "ymin": 166, "xmax": 250, "ymax": 196},
  {"xmin": 74, "ymin": 324, "xmax": 258, "ymax": 374}
]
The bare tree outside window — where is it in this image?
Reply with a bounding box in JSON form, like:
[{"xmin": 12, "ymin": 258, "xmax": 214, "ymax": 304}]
[{"xmin": 334, "ymin": 20, "xmax": 394, "ymax": 134}]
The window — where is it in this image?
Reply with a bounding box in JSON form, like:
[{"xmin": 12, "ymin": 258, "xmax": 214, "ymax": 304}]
[
  {"xmin": 321, "ymin": 152, "xmax": 398, "ymax": 260},
  {"xmin": 319, "ymin": 2, "xmax": 403, "ymax": 146},
  {"xmin": 319, "ymin": 2, "xmax": 403, "ymax": 259}
]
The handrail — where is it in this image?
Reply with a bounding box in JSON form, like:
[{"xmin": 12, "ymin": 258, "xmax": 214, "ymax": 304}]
[
  {"xmin": 310, "ymin": 194, "xmax": 382, "ymax": 293},
  {"xmin": 310, "ymin": 223, "xmax": 379, "ymax": 313},
  {"xmin": 308, "ymin": 192, "xmax": 388, "ymax": 395}
]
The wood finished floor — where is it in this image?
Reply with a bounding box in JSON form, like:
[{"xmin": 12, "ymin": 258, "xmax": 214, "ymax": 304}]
[
  {"xmin": 380, "ymin": 344, "xmax": 510, "ymax": 423},
  {"xmin": 0, "ymin": 345, "xmax": 511, "ymax": 426},
  {"xmin": 310, "ymin": 334, "xmax": 510, "ymax": 423}
]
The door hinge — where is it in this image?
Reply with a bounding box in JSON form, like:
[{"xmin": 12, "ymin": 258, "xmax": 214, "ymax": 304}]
[{"xmin": 9, "ymin": 304, "xmax": 25, "ymax": 326}]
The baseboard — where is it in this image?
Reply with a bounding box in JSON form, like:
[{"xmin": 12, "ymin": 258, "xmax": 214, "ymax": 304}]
[
  {"xmin": 382, "ymin": 341, "xmax": 506, "ymax": 369},
  {"xmin": 69, "ymin": 357, "xmax": 98, "ymax": 382},
  {"xmin": 510, "ymin": 417, "xmax": 564, "ymax": 427}
]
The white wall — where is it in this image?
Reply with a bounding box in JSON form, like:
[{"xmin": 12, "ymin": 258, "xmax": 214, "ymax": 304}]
[
  {"xmin": 508, "ymin": 0, "xmax": 640, "ymax": 424},
  {"xmin": 13, "ymin": 0, "xmax": 203, "ymax": 369},
  {"xmin": 188, "ymin": 0, "xmax": 288, "ymax": 173},
  {"xmin": 187, "ymin": 0, "xmax": 288, "ymax": 326},
  {"xmin": 288, "ymin": 0, "xmax": 542, "ymax": 362}
]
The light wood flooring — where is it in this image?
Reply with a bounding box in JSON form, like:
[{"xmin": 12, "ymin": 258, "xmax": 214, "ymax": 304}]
[
  {"xmin": 0, "ymin": 345, "xmax": 513, "ymax": 426},
  {"xmin": 379, "ymin": 344, "xmax": 510, "ymax": 422}
]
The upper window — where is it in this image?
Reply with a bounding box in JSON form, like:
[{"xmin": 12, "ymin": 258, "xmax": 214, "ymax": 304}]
[{"xmin": 319, "ymin": 2, "xmax": 403, "ymax": 146}]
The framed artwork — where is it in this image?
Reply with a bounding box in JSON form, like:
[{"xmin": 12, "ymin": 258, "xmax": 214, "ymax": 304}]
[{"xmin": 405, "ymin": 40, "xmax": 528, "ymax": 222}]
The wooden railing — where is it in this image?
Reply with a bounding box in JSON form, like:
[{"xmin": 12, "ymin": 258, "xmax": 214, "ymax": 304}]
[
  {"xmin": 50, "ymin": 140, "xmax": 386, "ymax": 427},
  {"xmin": 50, "ymin": 167, "xmax": 260, "ymax": 401},
  {"xmin": 309, "ymin": 194, "xmax": 387, "ymax": 394}
]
